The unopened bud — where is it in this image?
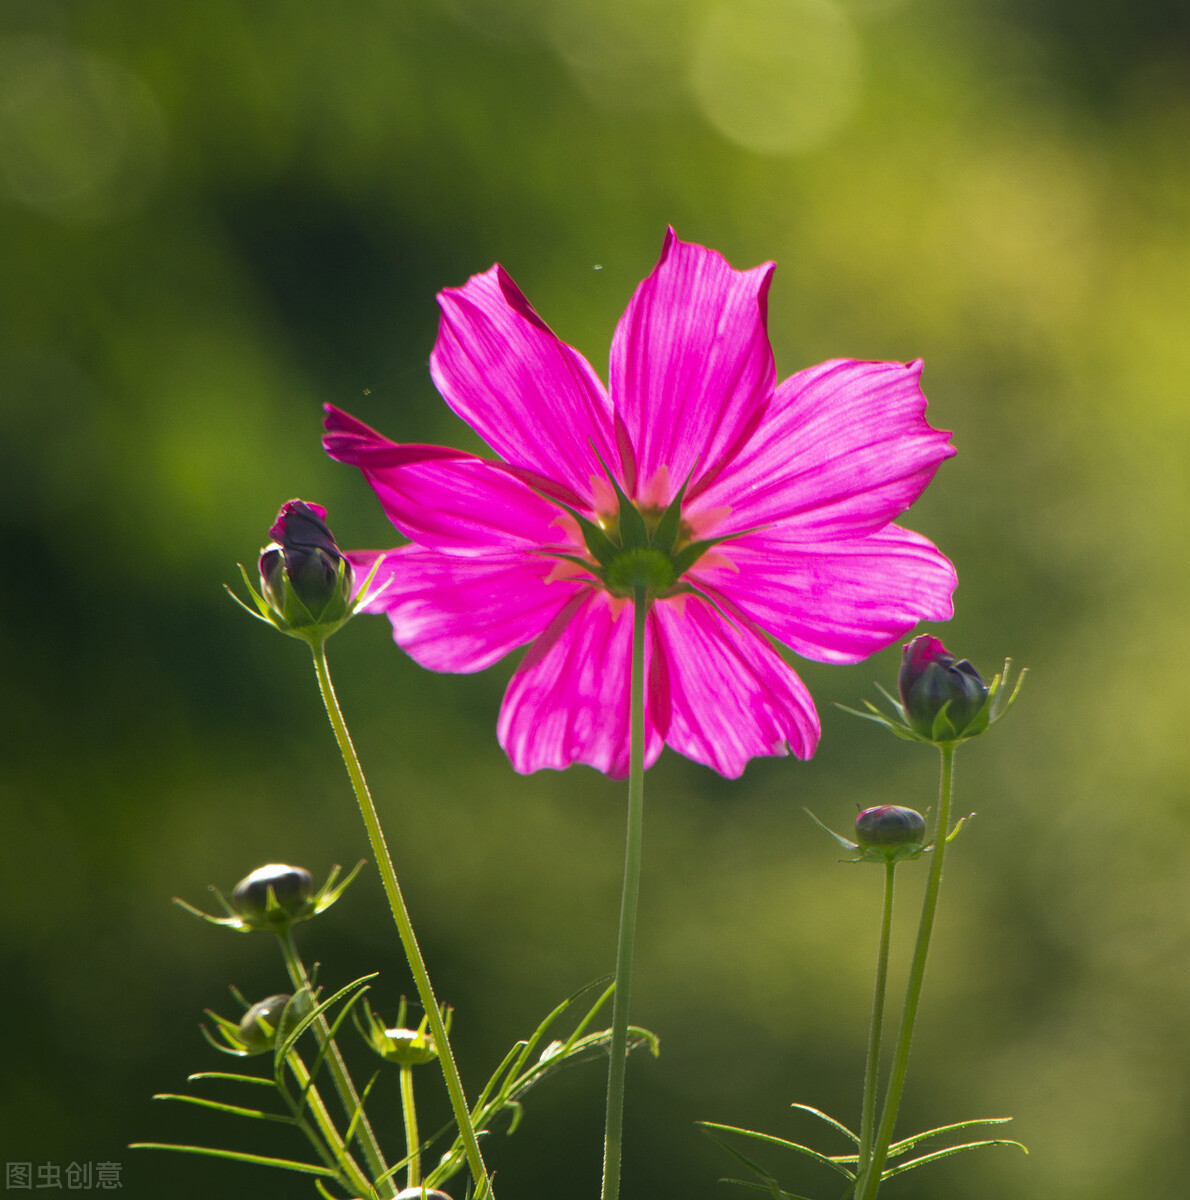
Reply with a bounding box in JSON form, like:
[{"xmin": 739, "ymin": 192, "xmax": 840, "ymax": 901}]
[
  {"xmin": 238, "ymin": 994, "xmax": 292, "ymax": 1052},
  {"xmin": 232, "ymin": 863, "xmax": 314, "ymax": 927},
  {"xmin": 258, "ymin": 500, "xmax": 354, "ymax": 634},
  {"xmin": 898, "ymin": 635, "xmax": 989, "ymax": 741},
  {"xmin": 855, "ymin": 805, "xmax": 926, "ymax": 847}
]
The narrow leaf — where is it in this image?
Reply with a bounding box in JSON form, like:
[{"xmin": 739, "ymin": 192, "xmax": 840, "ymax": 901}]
[
  {"xmin": 128, "ymin": 1143, "xmax": 339, "ymax": 1177},
  {"xmin": 788, "ymin": 1104, "xmax": 860, "ymax": 1146},
  {"xmin": 186, "ymin": 1071, "xmax": 275, "ymax": 1088},
  {"xmin": 886, "ymin": 1116, "xmax": 1014, "ymax": 1156},
  {"xmin": 152, "ymin": 1093, "xmax": 292, "ymax": 1123},
  {"xmin": 882, "ymin": 1138, "xmax": 1028, "ymax": 1178},
  {"xmin": 698, "ymin": 1122, "xmax": 856, "ymax": 1182},
  {"xmin": 720, "ymin": 1177, "xmax": 818, "ymax": 1200}
]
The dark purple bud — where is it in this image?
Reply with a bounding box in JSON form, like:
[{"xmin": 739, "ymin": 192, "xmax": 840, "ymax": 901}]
[
  {"xmin": 238, "ymin": 994, "xmax": 292, "ymax": 1051},
  {"xmin": 232, "ymin": 863, "xmax": 314, "ymax": 926},
  {"xmin": 855, "ymin": 805, "xmax": 926, "ymax": 847},
  {"xmin": 259, "ymin": 500, "xmax": 354, "ymax": 629},
  {"xmin": 897, "ymin": 635, "xmax": 988, "ymax": 740}
]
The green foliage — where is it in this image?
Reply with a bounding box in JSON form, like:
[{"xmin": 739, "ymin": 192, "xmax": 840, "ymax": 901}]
[{"xmin": 701, "ymin": 1111, "xmax": 1026, "ymax": 1199}]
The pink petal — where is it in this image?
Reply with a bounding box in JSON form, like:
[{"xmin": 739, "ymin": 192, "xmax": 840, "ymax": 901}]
[
  {"xmin": 690, "ymin": 359, "xmax": 955, "ymax": 540},
  {"xmin": 348, "ymin": 547, "xmax": 580, "ymax": 674},
  {"xmin": 690, "ymin": 525, "xmax": 957, "ymax": 665},
  {"xmin": 610, "ymin": 229, "xmax": 776, "ymax": 503},
  {"xmin": 497, "ymin": 590, "xmax": 667, "ymax": 777},
  {"xmin": 652, "ymin": 594, "xmax": 819, "ymax": 777},
  {"xmin": 351, "ymin": 452, "xmax": 573, "ymax": 556},
  {"xmin": 323, "ymin": 405, "xmax": 470, "ymax": 470},
  {"xmin": 430, "ymin": 265, "xmax": 621, "ymax": 502}
]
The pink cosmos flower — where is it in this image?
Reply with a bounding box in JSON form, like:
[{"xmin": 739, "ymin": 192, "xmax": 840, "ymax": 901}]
[{"xmin": 324, "ymin": 230, "xmax": 957, "ymax": 779}]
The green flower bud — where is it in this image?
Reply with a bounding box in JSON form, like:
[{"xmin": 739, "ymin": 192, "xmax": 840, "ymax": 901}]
[
  {"xmin": 379, "ymin": 1026, "xmax": 438, "ymax": 1067},
  {"xmin": 898, "ymin": 635, "xmax": 989, "ymax": 741},
  {"xmin": 855, "ymin": 805, "xmax": 926, "ymax": 847},
  {"xmin": 232, "ymin": 863, "xmax": 314, "ymax": 927},
  {"xmin": 237, "ymin": 994, "xmax": 293, "ymax": 1052}
]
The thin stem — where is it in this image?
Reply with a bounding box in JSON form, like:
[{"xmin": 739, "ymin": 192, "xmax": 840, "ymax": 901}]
[
  {"xmin": 601, "ymin": 586, "xmax": 649, "ymax": 1200},
  {"xmin": 284, "ymin": 1048, "xmax": 376, "ymax": 1199},
  {"xmin": 278, "ymin": 927, "xmax": 390, "ymax": 1192},
  {"xmin": 400, "ymin": 1066, "xmax": 420, "ymax": 1190},
  {"xmin": 857, "ymin": 858, "xmax": 897, "ymax": 1178},
  {"xmin": 310, "ymin": 642, "xmax": 493, "ymax": 1200},
  {"xmin": 855, "ymin": 744, "xmax": 957, "ymax": 1200}
]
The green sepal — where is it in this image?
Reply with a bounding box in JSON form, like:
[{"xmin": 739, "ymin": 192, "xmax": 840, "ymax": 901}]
[
  {"xmin": 669, "ymin": 534, "xmax": 731, "ymax": 580},
  {"xmin": 553, "ymin": 497, "xmax": 622, "ymax": 566},
  {"xmin": 590, "ymin": 442, "xmax": 650, "ymax": 550},
  {"xmin": 651, "ymin": 466, "xmax": 697, "ymax": 555},
  {"xmin": 538, "ymin": 550, "xmax": 605, "ymax": 583}
]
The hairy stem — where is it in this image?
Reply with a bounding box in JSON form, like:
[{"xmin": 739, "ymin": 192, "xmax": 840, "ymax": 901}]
[
  {"xmin": 400, "ymin": 1066, "xmax": 421, "ymax": 1190},
  {"xmin": 601, "ymin": 587, "xmax": 649, "ymax": 1200},
  {"xmin": 855, "ymin": 743, "xmax": 956, "ymax": 1200},
  {"xmin": 311, "ymin": 642, "xmax": 493, "ymax": 1200},
  {"xmin": 284, "ymin": 1048, "xmax": 376, "ymax": 1199},
  {"xmin": 857, "ymin": 858, "xmax": 897, "ymax": 1178},
  {"xmin": 278, "ymin": 927, "xmax": 389, "ymax": 1192}
]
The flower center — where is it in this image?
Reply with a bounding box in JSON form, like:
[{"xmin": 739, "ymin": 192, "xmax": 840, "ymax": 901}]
[{"xmin": 603, "ymin": 546, "xmax": 678, "ymax": 597}]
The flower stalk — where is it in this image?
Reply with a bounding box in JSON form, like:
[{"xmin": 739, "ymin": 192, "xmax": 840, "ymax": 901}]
[
  {"xmin": 275, "ymin": 928, "xmax": 390, "ymax": 1191},
  {"xmin": 855, "ymin": 742, "xmax": 956, "ymax": 1200},
  {"xmin": 309, "ymin": 641, "xmax": 493, "ymax": 1200},
  {"xmin": 857, "ymin": 857, "xmax": 897, "ymax": 1180},
  {"xmin": 601, "ymin": 584, "xmax": 649, "ymax": 1200}
]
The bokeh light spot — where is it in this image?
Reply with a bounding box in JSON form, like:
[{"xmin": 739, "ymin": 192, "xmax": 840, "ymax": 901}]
[
  {"xmin": 0, "ymin": 34, "xmax": 166, "ymax": 223},
  {"xmin": 689, "ymin": 0, "xmax": 862, "ymax": 154}
]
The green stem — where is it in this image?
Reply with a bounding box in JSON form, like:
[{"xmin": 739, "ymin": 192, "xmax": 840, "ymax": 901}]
[
  {"xmin": 855, "ymin": 743, "xmax": 956, "ymax": 1200},
  {"xmin": 857, "ymin": 858, "xmax": 897, "ymax": 1178},
  {"xmin": 601, "ymin": 587, "xmax": 649, "ymax": 1200},
  {"xmin": 285, "ymin": 1048, "xmax": 376, "ymax": 1199},
  {"xmin": 310, "ymin": 642, "xmax": 493, "ymax": 1200},
  {"xmin": 400, "ymin": 1066, "xmax": 421, "ymax": 1190},
  {"xmin": 278, "ymin": 927, "xmax": 390, "ymax": 1192}
]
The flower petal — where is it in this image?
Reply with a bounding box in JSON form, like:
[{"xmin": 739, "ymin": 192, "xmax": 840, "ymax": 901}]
[
  {"xmin": 690, "ymin": 359, "xmax": 955, "ymax": 539},
  {"xmin": 497, "ymin": 590, "xmax": 666, "ymax": 777},
  {"xmin": 610, "ymin": 229, "xmax": 776, "ymax": 502},
  {"xmin": 652, "ymin": 593, "xmax": 819, "ymax": 777},
  {"xmin": 348, "ymin": 547, "xmax": 580, "ymax": 674},
  {"xmin": 691, "ymin": 524, "xmax": 957, "ymax": 665},
  {"xmin": 430, "ymin": 264, "xmax": 620, "ymax": 503},
  {"xmin": 323, "ymin": 404, "xmax": 470, "ymax": 470}
]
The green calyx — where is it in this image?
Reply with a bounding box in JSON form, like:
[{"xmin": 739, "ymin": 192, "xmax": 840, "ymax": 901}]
[{"xmin": 550, "ymin": 453, "xmax": 730, "ymax": 601}]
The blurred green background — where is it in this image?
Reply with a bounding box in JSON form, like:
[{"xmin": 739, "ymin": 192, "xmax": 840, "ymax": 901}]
[{"xmin": 3, "ymin": 0, "xmax": 1188, "ymax": 1196}]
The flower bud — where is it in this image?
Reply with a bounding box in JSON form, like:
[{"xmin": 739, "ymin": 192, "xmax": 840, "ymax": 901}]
[
  {"xmin": 237, "ymin": 994, "xmax": 293, "ymax": 1052},
  {"xmin": 380, "ymin": 1026, "xmax": 438, "ymax": 1067},
  {"xmin": 394, "ymin": 1189, "xmax": 452, "ymax": 1200},
  {"xmin": 855, "ymin": 805, "xmax": 926, "ymax": 847},
  {"xmin": 898, "ymin": 635, "xmax": 989, "ymax": 741},
  {"xmin": 232, "ymin": 863, "xmax": 314, "ymax": 927},
  {"xmin": 258, "ymin": 500, "xmax": 354, "ymax": 633}
]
